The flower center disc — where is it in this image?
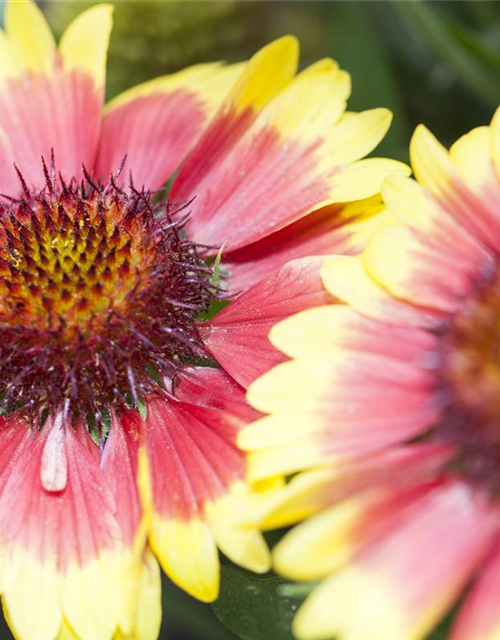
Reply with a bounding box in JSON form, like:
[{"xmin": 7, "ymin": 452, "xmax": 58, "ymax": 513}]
[
  {"xmin": 442, "ymin": 273, "xmax": 500, "ymax": 418},
  {"xmin": 0, "ymin": 171, "xmax": 214, "ymax": 420},
  {"xmin": 440, "ymin": 271, "xmax": 500, "ymax": 490},
  {"xmin": 0, "ymin": 188, "xmax": 150, "ymax": 333}
]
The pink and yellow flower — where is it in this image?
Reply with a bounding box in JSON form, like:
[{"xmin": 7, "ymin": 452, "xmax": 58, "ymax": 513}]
[
  {"xmin": 245, "ymin": 115, "xmax": 500, "ymax": 640},
  {"xmin": 0, "ymin": 1, "xmax": 408, "ymax": 638}
]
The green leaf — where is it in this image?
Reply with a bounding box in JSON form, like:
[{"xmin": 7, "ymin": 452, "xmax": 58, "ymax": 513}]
[
  {"xmin": 162, "ymin": 575, "xmax": 237, "ymax": 640},
  {"xmin": 88, "ymin": 407, "xmax": 111, "ymax": 446},
  {"xmin": 463, "ymin": 1, "xmax": 500, "ymax": 30},
  {"xmin": 137, "ymin": 396, "xmax": 147, "ymax": 420},
  {"xmin": 212, "ymin": 565, "xmax": 308, "ymax": 640},
  {"xmin": 424, "ymin": 606, "xmax": 456, "ymax": 640},
  {"xmin": 395, "ymin": 1, "xmax": 500, "ymax": 107},
  {"xmin": 211, "ymin": 242, "xmax": 226, "ymax": 289},
  {"xmin": 163, "ymin": 168, "xmax": 180, "ymax": 200},
  {"xmin": 197, "ymin": 244, "xmax": 230, "ymax": 322},
  {"xmin": 451, "ymin": 23, "xmax": 500, "ymax": 76}
]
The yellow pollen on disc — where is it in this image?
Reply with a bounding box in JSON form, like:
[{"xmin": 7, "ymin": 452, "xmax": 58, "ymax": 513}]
[{"xmin": 0, "ymin": 195, "xmax": 152, "ymax": 334}]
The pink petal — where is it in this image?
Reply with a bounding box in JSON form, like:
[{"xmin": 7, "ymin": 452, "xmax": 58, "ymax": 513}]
[
  {"xmin": 297, "ymin": 480, "xmax": 499, "ymax": 640},
  {"xmin": 101, "ymin": 410, "xmax": 143, "ymax": 545},
  {"xmin": 248, "ymin": 349, "xmax": 443, "ymax": 456},
  {"xmin": 222, "ymin": 203, "xmax": 363, "ymax": 294},
  {"xmin": 355, "ymin": 480, "xmax": 499, "ymax": 634},
  {"xmin": 96, "ymin": 89, "xmax": 207, "ymax": 190},
  {"xmin": 139, "ymin": 368, "xmax": 270, "ymax": 599},
  {"xmin": 142, "ymin": 386, "xmax": 251, "ymax": 520},
  {"xmin": 0, "ymin": 71, "xmax": 102, "ymax": 194},
  {"xmin": 452, "ymin": 538, "xmax": 500, "ymax": 640},
  {"xmin": 0, "ymin": 414, "xmax": 123, "ymax": 639},
  {"xmin": 174, "ymin": 124, "xmax": 332, "ymax": 251},
  {"xmin": 174, "ymin": 366, "xmax": 260, "ymax": 423},
  {"xmin": 0, "ymin": 416, "xmax": 119, "ymax": 567},
  {"xmin": 201, "ymin": 256, "xmax": 332, "ymax": 388},
  {"xmin": 303, "ymin": 443, "xmax": 454, "ymax": 508}
]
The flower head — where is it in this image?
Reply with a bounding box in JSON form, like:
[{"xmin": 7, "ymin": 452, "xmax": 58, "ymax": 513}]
[
  {"xmin": 0, "ymin": 166, "xmax": 213, "ymax": 420},
  {"xmin": 0, "ymin": 1, "xmax": 407, "ymax": 638},
  {"xmin": 245, "ymin": 115, "xmax": 500, "ymax": 640}
]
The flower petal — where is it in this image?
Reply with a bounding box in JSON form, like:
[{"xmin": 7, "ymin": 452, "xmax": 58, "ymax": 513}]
[
  {"xmin": 269, "ymin": 304, "xmax": 437, "ymax": 361},
  {"xmin": 0, "ymin": 4, "xmax": 112, "ymax": 193},
  {"xmin": 101, "ymin": 412, "xmax": 142, "ymax": 548},
  {"xmin": 202, "ymin": 256, "xmax": 332, "ymax": 388},
  {"xmin": 171, "ymin": 35, "xmax": 299, "ymax": 206},
  {"xmin": 149, "ymin": 514, "xmax": 220, "ymax": 604},
  {"xmin": 0, "ymin": 415, "xmax": 122, "ymax": 640},
  {"xmin": 324, "ymin": 157, "xmax": 410, "ymax": 202},
  {"xmin": 242, "ymin": 415, "xmax": 332, "ymax": 481},
  {"xmin": 292, "ymin": 481, "xmax": 498, "ymax": 640},
  {"xmin": 274, "ymin": 483, "xmax": 438, "ymax": 581},
  {"xmin": 4, "ymin": 0, "xmax": 56, "ymax": 75},
  {"xmin": 101, "ymin": 411, "xmax": 162, "ymax": 640},
  {"xmin": 490, "ymin": 104, "xmax": 500, "ymax": 178},
  {"xmin": 135, "ymin": 410, "xmax": 219, "ymax": 604},
  {"xmin": 222, "ymin": 195, "xmax": 388, "ymax": 294},
  {"xmin": 246, "ymin": 351, "xmax": 441, "ymax": 479},
  {"xmin": 96, "ymin": 63, "xmax": 244, "ymax": 189},
  {"xmin": 139, "ymin": 369, "xmax": 269, "ymax": 600},
  {"xmin": 58, "ymin": 4, "xmax": 113, "ymax": 90},
  {"xmin": 319, "ymin": 109, "xmax": 394, "ymax": 167},
  {"xmin": 452, "ymin": 539, "xmax": 500, "ymax": 640},
  {"xmin": 174, "ymin": 366, "xmax": 260, "ymax": 422},
  {"xmin": 363, "ymin": 225, "xmax": 476, "ymax": 313},
  {"xmin": 382, "ymin": 174, "xmax": 492, "ymax": 270},
  {"xmin": 127, "ymin": 548, "xmax": 162, "ymax": 640},
  {"xmin": 320, "ymin": 256, "xmax": 443, "ymax": 329},
  {"xmin": 248, "ymin": 349, "xmax": 437, "ymax": 419},
  {"xmin": 0, "ymin": 30, "xmax": 18, "ymax": 80},
  {"xmin": 204, "ymin": 485, "xmax": 271, "ymax": 576},
  {"xmin": 0, "ymin": 71, "xmax": 104, "ymax": 193},
  {"xmin": 173, "ymin": 46, "xmax": 406, "ymax": 251},
  {"xmin": 250, "ymin": 444, "xmax": 452, "ymax": 530},
  {"xmin": 410, "ymin": 125, "xmax": 500, "ymax": 253},
  {"xmin": 449, "ymin": 126, "xmax": 500, "ymax": 199}
]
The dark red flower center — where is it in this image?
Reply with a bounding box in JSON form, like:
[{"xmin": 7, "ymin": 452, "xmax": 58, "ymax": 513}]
[
  {"xmin": 0, "ymin": 167, "xmax": 215, "ymax": 423},
  {"xmin": 439, "ymin": 269, "xmax": 500, "ymax": 492}
]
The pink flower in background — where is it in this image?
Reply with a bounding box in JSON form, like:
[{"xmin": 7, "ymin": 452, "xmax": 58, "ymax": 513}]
[{"xmin": 246, "ymin": 119, "xmax": 500, "ymax": 640}]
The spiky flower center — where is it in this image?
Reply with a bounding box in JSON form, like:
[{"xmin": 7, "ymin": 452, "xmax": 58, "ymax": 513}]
[
  {"xmin": 442, "ymin": 276, "xmax": 500, "ymax": 416},
  {"xmin": 0, "ymin": 185, "xmax": 150, "ymax": 333},
  {"xmin": 439, "ymin": 269, "xmax": 500, "ymax": 491},
  {"xmin": 0, "ymin": 171, "xmax": 214, "ymax": 421}
]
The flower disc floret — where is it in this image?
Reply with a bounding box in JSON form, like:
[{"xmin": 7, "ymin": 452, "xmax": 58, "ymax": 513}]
[
  {"xmin": 438, "ymin": 266, "xmax": 500, "ymax": 491},
  {"xmin": 0, "ymin": 167, "xmax": 213, "ymax": 420}
]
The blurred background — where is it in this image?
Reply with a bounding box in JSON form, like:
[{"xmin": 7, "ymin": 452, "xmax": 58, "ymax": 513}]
[{"xmin": 0, "ymin": 1, "xmax": 498, "ymax": 638}]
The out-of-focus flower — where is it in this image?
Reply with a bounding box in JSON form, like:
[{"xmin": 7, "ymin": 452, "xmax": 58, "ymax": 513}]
[
  {"xmin": 244, "ymin": 115, "xmax": 500, "ymax": 640},
  {"xmin": 0, "ymin": 1, "xmax": 407, "ymax": 638}
]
